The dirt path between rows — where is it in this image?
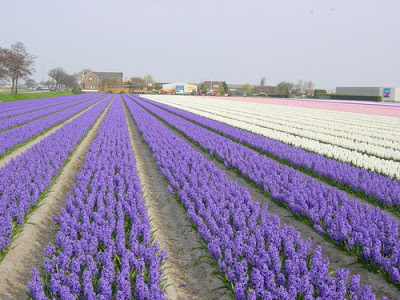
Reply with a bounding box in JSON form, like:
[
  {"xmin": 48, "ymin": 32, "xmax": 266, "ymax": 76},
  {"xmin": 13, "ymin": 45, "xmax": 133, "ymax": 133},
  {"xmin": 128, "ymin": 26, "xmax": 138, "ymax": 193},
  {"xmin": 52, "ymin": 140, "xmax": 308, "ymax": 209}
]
[
  {"xmin": 134, "ymin": 100, "xmax": 399, "ymax": 299},
  {"xmin": 0, "ymin": 96, "xmax": 108, "ymax": 169},
  {"xmin": 0, "ymin": 99, "xmax": 113, "ymax": 300},
  {"xmin": 123, "ymin": 101, "xmax": 229, "ymax": 300}
]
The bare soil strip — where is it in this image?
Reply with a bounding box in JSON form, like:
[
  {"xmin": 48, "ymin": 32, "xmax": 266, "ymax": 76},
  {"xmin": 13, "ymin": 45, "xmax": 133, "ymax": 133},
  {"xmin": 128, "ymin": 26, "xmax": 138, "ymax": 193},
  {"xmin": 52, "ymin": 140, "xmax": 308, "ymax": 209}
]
[
  {"xmin": 134, "ymin": 100, "xmax": 399, "ymax": 299},
  {"xmin": 0, "ymin": 96, "xmax": 107, "ymax": 169},
  {"xmin": 0, "ymin": 99, "xmax": 113, "ymax": 300},
  {"xmin": 123, "ymin": 101, "xmax": 229, "ymax": 300}
]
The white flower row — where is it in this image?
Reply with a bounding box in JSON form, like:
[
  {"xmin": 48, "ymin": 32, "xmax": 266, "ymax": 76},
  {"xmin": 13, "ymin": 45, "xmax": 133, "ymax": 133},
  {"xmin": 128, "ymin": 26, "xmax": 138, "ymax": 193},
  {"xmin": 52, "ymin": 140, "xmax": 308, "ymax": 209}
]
[
  {"xmin": 147, "ymin": 95, "xmax": 400, "ymax": 160},
  {"xmin": 173, "ymin": 98, "xmax": 400, "ymax": 143},
  {"xmin": 171, "ymin": 96, "xmax": 400, "ymax": 141},
  {"xmin": 187, "ymin": 101, "xmax": 400, "ymax": 145},
  {"xmin": 145, "ymin": 95, "xmax": 400, "ymax": 179},
  {"xmin": 173, "ymin": 102, "xmax": 400, "ymax": 160}
]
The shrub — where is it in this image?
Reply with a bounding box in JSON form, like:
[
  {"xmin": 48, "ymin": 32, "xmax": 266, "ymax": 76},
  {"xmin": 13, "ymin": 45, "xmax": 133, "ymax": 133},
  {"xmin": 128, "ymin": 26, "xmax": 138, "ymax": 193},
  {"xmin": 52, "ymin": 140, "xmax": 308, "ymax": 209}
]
[{"xmin": 72, "ymin": 87, "xmax": 82, "ymax": 94}]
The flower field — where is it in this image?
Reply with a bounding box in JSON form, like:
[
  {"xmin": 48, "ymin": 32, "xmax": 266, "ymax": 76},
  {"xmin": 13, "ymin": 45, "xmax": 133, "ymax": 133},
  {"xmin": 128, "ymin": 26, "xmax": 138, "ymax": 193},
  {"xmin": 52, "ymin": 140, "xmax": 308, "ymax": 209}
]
[{"xmin": 0, "ymin": 94, "xmax": 399, "ymax": 299}]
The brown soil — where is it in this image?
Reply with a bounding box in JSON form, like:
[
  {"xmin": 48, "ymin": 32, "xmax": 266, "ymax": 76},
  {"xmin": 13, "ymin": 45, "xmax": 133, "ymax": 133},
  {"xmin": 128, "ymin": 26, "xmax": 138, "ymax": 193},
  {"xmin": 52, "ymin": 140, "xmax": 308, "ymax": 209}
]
[
  {"xmin": 139, "ymin": 102, "xmax": 400, "ymax": 299},
  {"xmin": 0, "ymin": 96, "xmax": 108, "ymax": 169},
  {"xmin": 0, "ymin": 98, "xmax": 113, "ymax": 299},
  {"xmin": 123, "ymin": 101, "xmax": 230, "ymax": 300}
]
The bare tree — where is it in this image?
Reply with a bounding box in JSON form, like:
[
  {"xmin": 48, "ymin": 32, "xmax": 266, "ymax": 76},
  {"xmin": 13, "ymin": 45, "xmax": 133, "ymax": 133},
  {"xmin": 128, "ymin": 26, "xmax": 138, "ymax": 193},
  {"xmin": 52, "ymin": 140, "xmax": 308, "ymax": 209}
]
[
  {"xmin": 48, "ymin": 67, "xmax": 68, "ymax": 89},
  {"xmin": 0, "ymin": 42, "xmax": 35, "ymax": 94},
  {"xmin": 0, "ymin": 54, "xmax": 7, "ymax": 81},
  {"xmin": 24, "ymin": 78, "xmax": 37, "ymax": 89},
  {"xmin": 304, "ymin": 80, "xmax": 314, "ymax": 91},
  {"xmin": 102, "ymin": 78, "xmax": 119, "ymax": 88},
  {"xmin": 143, "ymin": 74, "xmax": 155, "ymax": 87},
  {"xmin": 260, "ymin": 77, "xmax": 266, "ymax": 86},
  {"xmin": 294, "ymin": 80, "xmax": 304, "ymax": 92},
  {"xmin": 63, "ymin": 74, "xmax": 79, "ymax": 89},
  {"xmin": 130, "ymin": 77, "xmax": 146, "ymax": 88}
]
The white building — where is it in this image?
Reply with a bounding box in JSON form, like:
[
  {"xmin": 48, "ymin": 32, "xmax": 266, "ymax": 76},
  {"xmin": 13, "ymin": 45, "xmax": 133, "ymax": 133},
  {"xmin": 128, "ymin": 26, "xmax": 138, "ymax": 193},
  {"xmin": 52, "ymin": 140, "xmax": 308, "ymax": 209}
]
[
  {"xmin": 162, "ymin": 82, "xmax": 197, "ymax": 94},
  {"xmin": 336, "ymin": 87, "xmax": 400, "ymax": 102}
]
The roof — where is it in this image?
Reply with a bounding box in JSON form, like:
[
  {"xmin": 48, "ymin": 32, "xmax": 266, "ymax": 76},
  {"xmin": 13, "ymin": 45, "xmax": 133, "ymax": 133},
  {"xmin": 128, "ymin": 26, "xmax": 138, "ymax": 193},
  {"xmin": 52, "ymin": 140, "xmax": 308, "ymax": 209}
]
[
  {"xmin": 92, "ymin": 72, "xmax": 123, "ymax": 79},
  {"xmin": 254, "ymin": 85, "xmax": 275, "ymax": 93},
  {"xmin": 228, "ymin": 84, "xmax": 250, "ymax": 89}
]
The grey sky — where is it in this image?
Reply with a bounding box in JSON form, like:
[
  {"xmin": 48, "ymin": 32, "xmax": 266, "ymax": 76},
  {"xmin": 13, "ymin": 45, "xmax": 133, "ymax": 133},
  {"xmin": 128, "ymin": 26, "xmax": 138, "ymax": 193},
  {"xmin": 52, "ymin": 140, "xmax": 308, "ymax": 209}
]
[{"xmin": 1, "ymin": 0, "xmax": 399, "ymax": 90}]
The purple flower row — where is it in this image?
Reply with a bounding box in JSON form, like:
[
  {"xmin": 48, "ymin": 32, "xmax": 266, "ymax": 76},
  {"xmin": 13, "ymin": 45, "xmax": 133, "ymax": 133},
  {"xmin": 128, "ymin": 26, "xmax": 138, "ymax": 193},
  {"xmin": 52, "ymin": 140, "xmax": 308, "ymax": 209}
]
[
  {"xmin": 124, "ymin": 96, "xmax": 378, "ymax": 299},
  {"xmin": 139, "ymin": 96, "xmax": 400, "ymax": 211},
  {"xmin": 28, "ymin": 97, "xmax": 166, "ymax": 300},
  {"xmin": 0, "ymin": 96, "xmax": 96, "ymax": 132},
  {"xmin": 132, "ymin": 96, "xmax": 400, "ymax": 287},
  {"xmin": 0, "ymin": 94, "xmax": 91, "ymax": 119},
  {"xmin": 0, "ymin": 97, "xmax": 111, "ymax": 254},
  {"xmin": 0, "ymin": 96, "xmax": 104, "ymax": 157}
]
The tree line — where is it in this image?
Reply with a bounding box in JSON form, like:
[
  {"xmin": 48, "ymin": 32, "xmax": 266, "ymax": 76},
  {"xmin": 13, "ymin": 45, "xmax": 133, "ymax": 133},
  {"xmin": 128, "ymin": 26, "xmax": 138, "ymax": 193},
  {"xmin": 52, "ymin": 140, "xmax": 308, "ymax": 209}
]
[
  {"xmin": 275, "ymin": 80, "xmax": 315, "ymax": 96},
  {"xmin": 0, "ymin": 42, "xmax": 35, "ymax": 94},
  {"xmin": 47, "ymin": 67, "xmax": 80, "ymax": 90},
  {"xmin": 0, "ymin": 41, "xmax": 81, "ymax": 94}
]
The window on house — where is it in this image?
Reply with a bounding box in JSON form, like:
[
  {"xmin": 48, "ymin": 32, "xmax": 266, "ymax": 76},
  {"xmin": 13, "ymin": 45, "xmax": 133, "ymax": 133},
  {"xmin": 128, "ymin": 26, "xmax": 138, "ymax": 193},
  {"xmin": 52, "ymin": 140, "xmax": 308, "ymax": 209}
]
[{"xmin": 89, "ymin": 77, "xmax": 93, "ymax": 81}]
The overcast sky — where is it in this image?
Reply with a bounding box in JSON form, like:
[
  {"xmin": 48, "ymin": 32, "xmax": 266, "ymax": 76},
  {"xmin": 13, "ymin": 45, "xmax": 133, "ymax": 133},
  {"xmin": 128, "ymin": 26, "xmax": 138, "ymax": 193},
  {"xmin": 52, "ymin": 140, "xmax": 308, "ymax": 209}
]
[{"xmin": 1, "ymin": 0, "xmax": 399, "ymax": 90}]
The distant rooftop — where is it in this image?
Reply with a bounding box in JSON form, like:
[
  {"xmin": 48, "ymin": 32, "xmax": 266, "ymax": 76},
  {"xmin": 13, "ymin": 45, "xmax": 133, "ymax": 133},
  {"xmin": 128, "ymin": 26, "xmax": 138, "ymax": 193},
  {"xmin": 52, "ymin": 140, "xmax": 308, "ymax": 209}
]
[{"xmin": 92, "ymin": 72, "xmax": 123, "ymax": 79}]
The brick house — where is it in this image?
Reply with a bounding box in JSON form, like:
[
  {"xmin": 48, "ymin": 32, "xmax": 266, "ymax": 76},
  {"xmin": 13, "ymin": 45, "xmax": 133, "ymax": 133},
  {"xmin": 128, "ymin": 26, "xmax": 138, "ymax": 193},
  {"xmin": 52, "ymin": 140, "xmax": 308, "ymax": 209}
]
[{"xmin": 81, "ymin": 71, "xmax": 123, "ymax": 92}]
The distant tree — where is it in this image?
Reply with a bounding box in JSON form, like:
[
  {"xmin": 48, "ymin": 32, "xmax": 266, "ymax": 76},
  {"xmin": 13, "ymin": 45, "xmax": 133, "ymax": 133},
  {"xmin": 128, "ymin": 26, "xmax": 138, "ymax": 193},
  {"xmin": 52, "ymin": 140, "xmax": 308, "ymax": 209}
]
[
  {"xmin": 40, "ymin": 79, "xmax": 55, "ymax": 86},
  {"xmin": 48, "ymin": 67, "xmax": 68, "ymax": 89},
  {"xmin": 102, "ymin": 78, "xmax": 119, "ymax": 88},
  {"xmin": 222, "ymin": 81, "xmax": 229, "ymax": 93},
  {"xmin": 143, "ymin": 74, "xmax": 155, "ymax": 87},
  {"xmin": 275, "ymin": 81, "xmax": 294, "ymax": 95},
  {"xmin": 63, "ymin": 74, "xmax": 79, "ymax": 89},
  {"xmin": 199, "ymin": 83, "xmax": 207, "ymax": 93},
  {"xmin": 0, "ymin": 58, "xmax": 7, "ymax": 81},
  {"xmin": 241, "ymin": 83, "xmax": 253, "ymax": 94},
  {"xmin": 0, "ymin": 42, "xmax": 35, "ymax": 94},
  {"xmin": 152, "ymin": 82, "xmax": 162, "ymax": 90},
  {"xmin": 314, "ymin": 89, "xmax": 327, "ymax": 94},
  {"xmin": 294, "ymin": 80, "xmax": 304, "ymax": 92},
  {"xmin": 24, "ymin": 78, "xmax": 37, "ymax": 88},
  {"xmin": 130, "ymin": 77, "xmax": 146, "ymax": 88},
  {"xmin": 304, "ymin": 80, "xmax": 314, "ymax": 91},
  {"xmin": 260, "ymin": 77, "xmax": 266, "ymax": 86},
  {"xmin": 218, "ymin": 83, "xmax": 225, "ymax": 94}
]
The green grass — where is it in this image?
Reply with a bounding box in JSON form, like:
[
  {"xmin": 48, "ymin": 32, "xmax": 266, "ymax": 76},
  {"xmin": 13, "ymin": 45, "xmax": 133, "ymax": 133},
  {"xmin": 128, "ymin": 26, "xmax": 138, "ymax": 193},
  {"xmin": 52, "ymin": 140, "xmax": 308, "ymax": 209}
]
[{"xmin": 0, "ymin": 91, "xmax": 73, "ymax": 103}]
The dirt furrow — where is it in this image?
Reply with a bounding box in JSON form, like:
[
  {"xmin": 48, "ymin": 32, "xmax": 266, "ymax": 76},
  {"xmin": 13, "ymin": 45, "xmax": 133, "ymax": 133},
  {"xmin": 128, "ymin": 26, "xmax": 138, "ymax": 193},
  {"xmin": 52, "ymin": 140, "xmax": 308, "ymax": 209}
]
[
  {"xmin": 0, "ymin": 98, "xmax": 113, "ymax": 300},
  {"xmin": 132, "ymin": 99, "xmax": 399, "ymax": 300},
  {"xmin": 123, "ymin": 101, "xmax": 229, "ymax": 300},
  {"xmin": 0, "ymin": 96, "xmax": 108, "ymax": 169}
]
